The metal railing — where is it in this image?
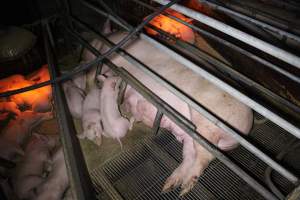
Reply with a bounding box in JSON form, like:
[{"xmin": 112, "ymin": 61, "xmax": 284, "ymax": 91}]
[{"xmin": 0, "ymin": 0, "xmax": 299, "ymax": 199}]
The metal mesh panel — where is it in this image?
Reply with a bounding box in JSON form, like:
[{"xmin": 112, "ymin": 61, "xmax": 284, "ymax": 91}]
[{"xmin": 88, "ymin": 112, "xmax": 300, "ymax": 200}]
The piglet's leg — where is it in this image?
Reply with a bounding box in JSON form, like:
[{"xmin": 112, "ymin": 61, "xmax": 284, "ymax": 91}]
[
  {"xmin": 179, "ymin": 141, "xmax": 214, "ymax": 196},
  {"xmin": 162, "ymin": 136, "xmax": 196, "ymax": 192}
]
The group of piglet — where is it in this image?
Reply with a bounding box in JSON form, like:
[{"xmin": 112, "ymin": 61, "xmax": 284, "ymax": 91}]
[
  {"xmin": 12, "ymin": 134, "xmax": 70, "ymax": 200},
  {"xmin": 64, "ymin": 62, "xmax": 134, "ymax": 147},
  {"xmin": 0, "ymin": 67, "xmax": 71, "ymax": 199}
]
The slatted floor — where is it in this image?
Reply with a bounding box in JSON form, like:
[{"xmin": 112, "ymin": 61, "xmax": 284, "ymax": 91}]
[{"xmin": 90, "ymin": 114, "xmax": 300, "ymax": 199}]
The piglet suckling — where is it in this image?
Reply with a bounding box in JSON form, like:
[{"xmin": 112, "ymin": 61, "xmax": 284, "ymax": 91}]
[
  {"xmin": 12, "ymin": 133, "xmax": 59, "ymax": 200},
  {"xmin": 80, "ymin": 86, "xmax": 102, "ymax": 145},
  {"xmin": 0, "ymin": 111, "xmax": 53, "ymax": 147},
  {"xmin": 34, "ymin": 147, "xmax": 69, "ymax": 200},
  {"xmin": 63, "ymin": 80, "xmax": 85, "ymax": 119},
  {"xmin": 98, "ymin": 75, "xmax": 133, "ymax": 143}
]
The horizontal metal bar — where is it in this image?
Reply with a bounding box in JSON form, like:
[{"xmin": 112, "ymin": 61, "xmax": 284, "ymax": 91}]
[
  {"xmin": 66, "ymin": 27, "xmax": 196, "ymax": 131},
  {"xmin": 42, "ymin": 22, "xmax": 96, "ymax": 200},
  {"xmin": 153, "ymin": 0, "xmax": 300, "ymax": 69},
  {"xmin": 100, "ymin": 54, "xmax": 278, "ymax": 200},
  {"xmin": 197, "ymin": 0, "xmax": 300, "ymax": 43},
  {"xmin": 147, "ymin": 23, "xmax": 300, "ymax": 114},
  {"xmin": 131, "ymin": 0, "xmax": 300, "ymax": 84},
  {"xmin": 71, "ymin": 16, "xmax": 299, "ymax": 184},
  {"xmin": 70, "ymin": 14, "xmax": 281, "ymax": 198},
  {"xmin": 0, "ymin": 0, "xmax": 177, "ymax": 98},
  {"xmin": 141, "ymin": 32, "xmax": 300, "ymax": 140}
]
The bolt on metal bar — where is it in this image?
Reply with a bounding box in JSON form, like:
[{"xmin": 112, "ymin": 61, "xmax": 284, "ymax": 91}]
[
  {"xmin": 42, "ymin": 22, "xmax": 96, "ymax": 200},
  {"xmin": 129, "ymin": 0, "xmax": 300, "ymax": 84},
  {"xmin": 71, "ymin": 16, "xmax": 299, "ymax": 184},
  {"xmin": 196, "ymin": 0, "xmax": 300, "ymax": 43},
  {"xmin": 153, "ymin": 0, "xmax": 300, "ymax": 69}
]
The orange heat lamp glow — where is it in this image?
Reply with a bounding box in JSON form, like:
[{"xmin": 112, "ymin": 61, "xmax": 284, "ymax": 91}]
[
  {"xmin": 0, "ymin": 65, "xmax": 51, "ymax": 109},
  {"xmin": 145, "ymin": 8, "xmax": 195, "ymax": 43}
]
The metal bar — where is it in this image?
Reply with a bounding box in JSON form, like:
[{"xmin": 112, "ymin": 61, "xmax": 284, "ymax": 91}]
[
  {"xmin": 220, "ymin": 0, "xmax": 295, "ymax": 32},
  {"xmin": 131, "ymin": 0, "xmax": 300, "ymax": 83},
  {"xmin": 81, "ymin": 0, "xmax": 131, "ymax": 31},
  {"xmin": 147, "ymin": 23, "xmax": 300, "ymax": 114},
  {"xmin": 71, "ymin": 16, "xmax": 299, "ymax": 184},
  {"xmin": 70, "ymin": 17, "xmax": 279, "ymax": 199},
  {"xmin": 96, "ymin": 0, "xmax": 132, "ymax": 30},
  {"xmin": 66, "ymin": 28, "xmax": 196, "ymax": 130},
  {"xmin": 108, "ymin": 59, "xmax": 278, "ymax": 200},
  {"xmin": 0, "ymin": 0, "xmax": 179, "ymax": 98},
  {"xmin": 152, "ymin": 110, "xmax": 163, "ymax": 135},
  {"xmin": 153, "ymin": 0, "xmax": 300, "ymax": 69},
  {"xmin": 42, "ymin": 22, "xmax": 96, "ymax": 200},
  {"xmin": 142, "ymin": 33, "xmax": 300, "ymax": 141},
  {"xmin": 197, "ymin": 0, "xmax": 300, "ymax": 43}
]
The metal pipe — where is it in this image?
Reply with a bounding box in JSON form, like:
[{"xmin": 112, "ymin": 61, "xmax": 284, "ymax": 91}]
[
  {"xmin": 153, "ymin": 0, "xmax": 300, "ymax": 69},
  {"xmin": 71, "ymin": 16, "xmax": 299, "ymax": 184},
  {"xmin": 141, "ymin": 31, "xmax": 300, "ymax": 139},
  {"xmin": 147, "ymin": 23, "xmax": 300, "ymax": 114},
  {"xmin": 196, "ymin": 0, "xmax": 300, "ymax": 43},
  {"xmin": 131, "ymin": 0, "xmax": 300, "ymax": 83},
  {"xmin": 42, "ymin": 22, "xmax": 96, "ymax": 200},
  {"xmin": 220, "ymin": 0, "xmax": 297, "ymax": 34},
  {"xmin": 102, "ymin": 55, "xmax": 278, "ymax": 200},
  {"xmin": 0, "ymin": 0, "xmax": 178, "ymax": 98},
  {"xmin": 81, "ymin": 0, "xmax": 130, "ymax": 31},
  {"xmin": 70, "ymin": 13, "xmax": 279, "ymax": 199},
  {"xmin": 66, "ymin": 28, "xmax": 196, "ymax": 130}
]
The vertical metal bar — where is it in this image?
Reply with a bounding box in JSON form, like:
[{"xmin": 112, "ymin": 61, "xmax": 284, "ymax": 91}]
[
  {"xmin": 152, "ymin": 110, "xmax": 163, "ymax": 135},
  {"xmin": 42, "ymin": 22, "xmax": 96, "ymax": 200}
]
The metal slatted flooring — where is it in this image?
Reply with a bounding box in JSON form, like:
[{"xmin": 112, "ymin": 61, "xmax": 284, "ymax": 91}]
[{"xmin": 90, "ymin": 114, "xmax": 299, "ymax": 199}]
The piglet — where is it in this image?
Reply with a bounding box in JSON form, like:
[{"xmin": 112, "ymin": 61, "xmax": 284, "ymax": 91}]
[
  {"xmin": 0, "ymin": 111, "xmax": 53, "ymax": 147},
  {"xmin": 12, "ymin": 133, "xmax": 59, "ymax": 200},
  {"xmin": 0, "ymin": 101, "xmax": 21, "ymax": 116},
  {"xmin": 79, "ymin": 86, "xmax": 102, "ymax": 145},
  {"xmin": 98, "ymin": 75, "xmax": 133, "ymax": 145},
  {"xmin": 63, "ymin": 81, "xmax": 85, "ymax": 119},
  {"xmin": 34, "ymin": 147, "xmax": 69, "ymax": 200}
]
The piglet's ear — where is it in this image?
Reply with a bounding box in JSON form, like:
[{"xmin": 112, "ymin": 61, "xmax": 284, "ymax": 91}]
[{"xmin": 97, "ymin": 75, "xmax": 106, "ymax": 82}]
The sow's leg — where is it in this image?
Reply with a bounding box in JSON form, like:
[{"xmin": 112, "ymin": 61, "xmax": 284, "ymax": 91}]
[{"xmin": 162, "ymin": 135, "xmax": 196, "ymax": 193}]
